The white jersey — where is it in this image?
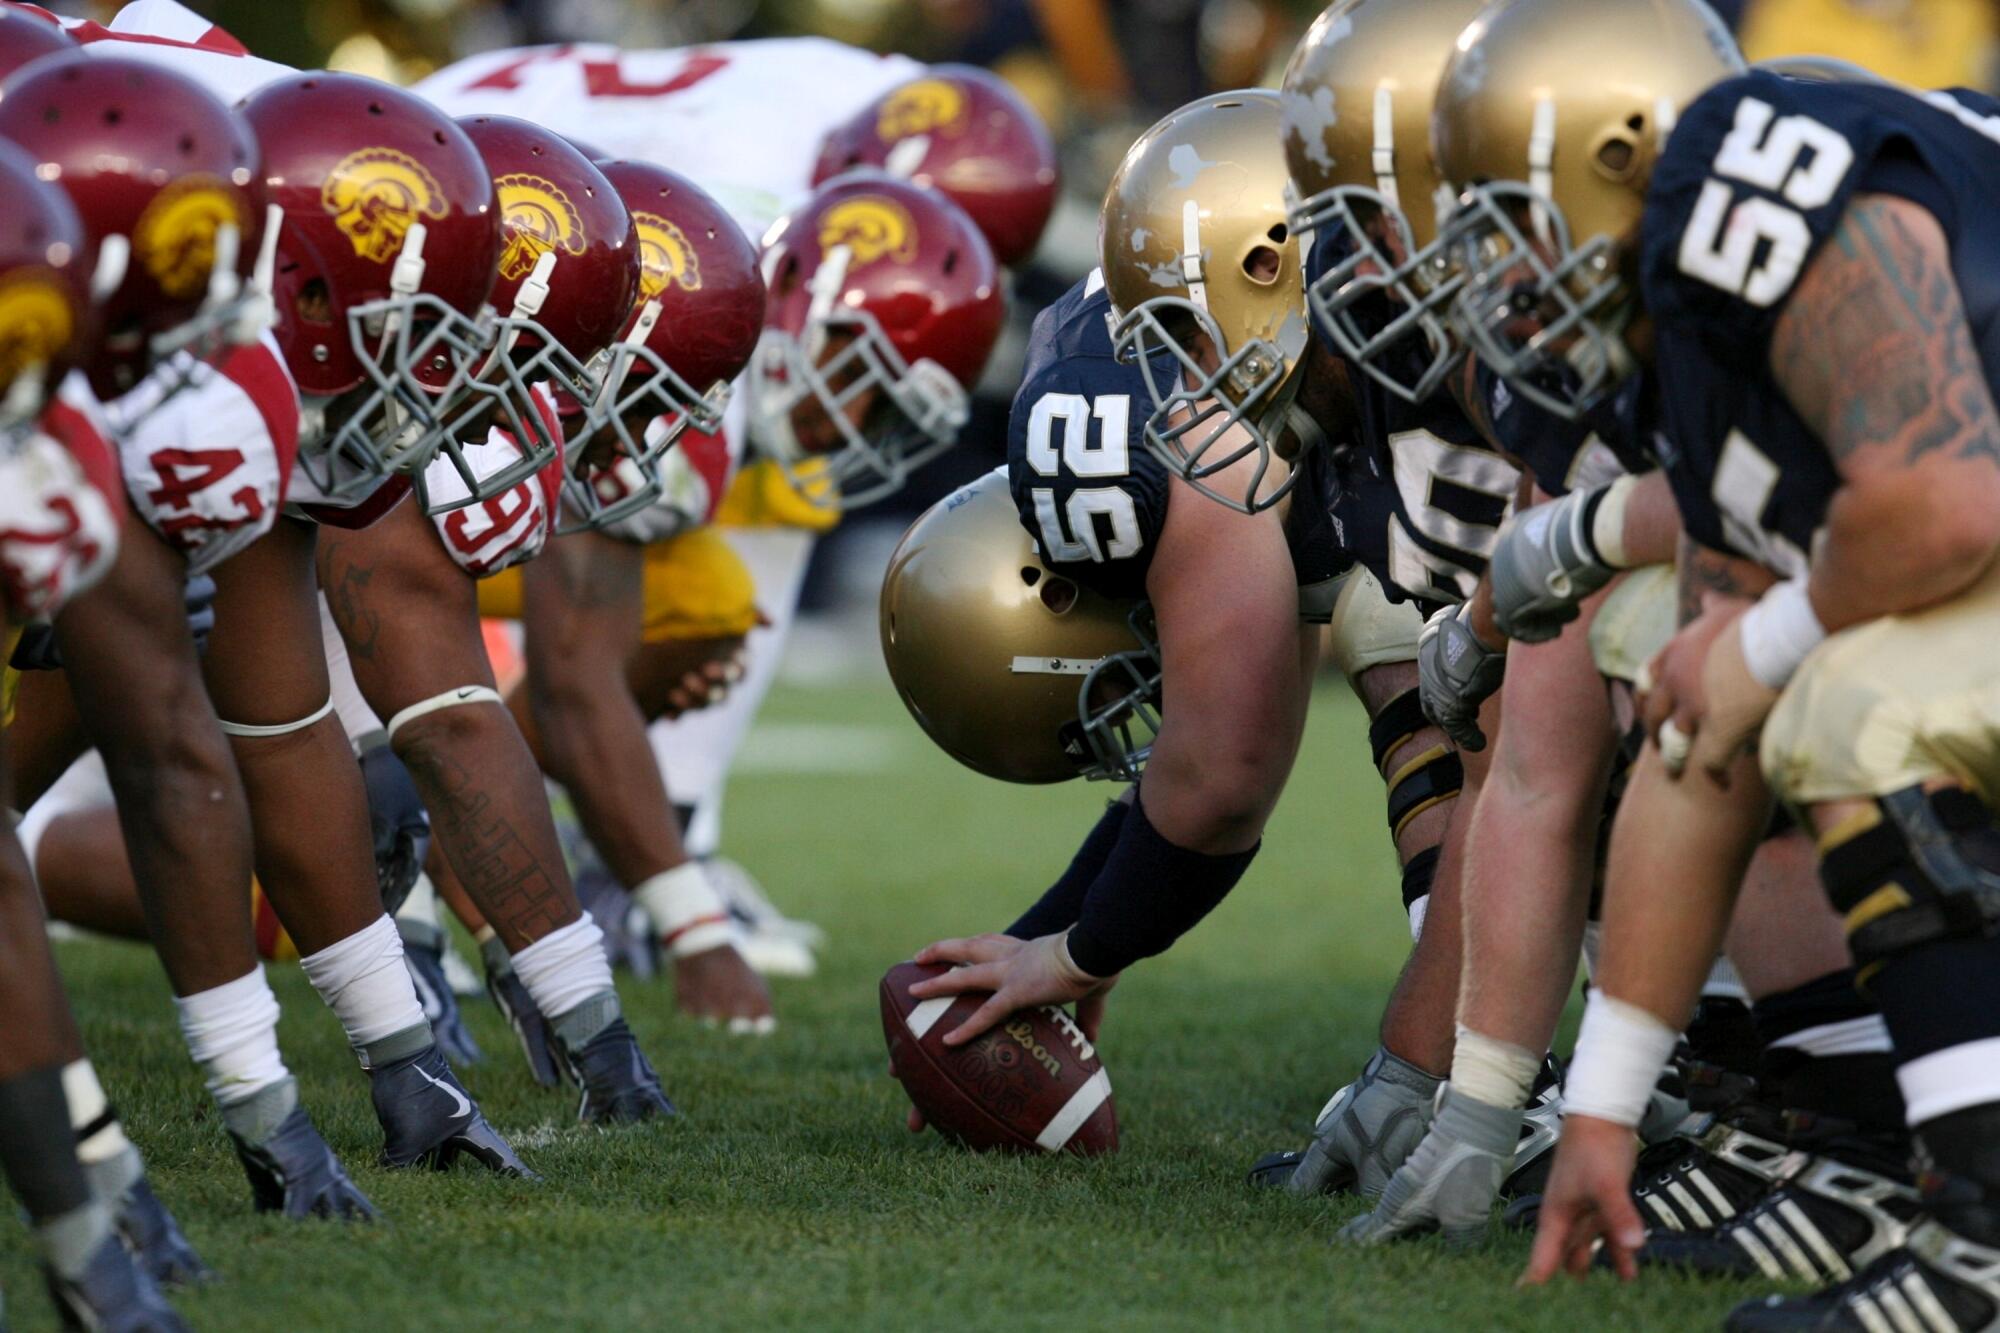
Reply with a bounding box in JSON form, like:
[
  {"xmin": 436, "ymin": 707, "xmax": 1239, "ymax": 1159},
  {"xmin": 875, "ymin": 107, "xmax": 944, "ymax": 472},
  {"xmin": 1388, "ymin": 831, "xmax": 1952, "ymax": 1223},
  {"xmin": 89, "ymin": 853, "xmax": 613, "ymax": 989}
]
[
  {"xmin": 418, "ymin": 40, "xmax": 923, "ymax": 244},
  {"xmin": 63, "ymin": 0, "xmax": 296, "ymax": 102}
]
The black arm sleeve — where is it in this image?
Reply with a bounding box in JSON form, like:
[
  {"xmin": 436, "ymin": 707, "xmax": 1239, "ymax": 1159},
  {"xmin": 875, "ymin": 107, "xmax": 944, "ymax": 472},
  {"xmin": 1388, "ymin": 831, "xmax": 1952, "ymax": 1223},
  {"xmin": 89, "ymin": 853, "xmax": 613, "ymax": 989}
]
[
  {"xmin": 1062, "ymin": 795, "xmax": 1258, "ymax": 977},
  {"xmin": 1006, "ymin": 798, "xmax": 1132, "ymax": 940}
]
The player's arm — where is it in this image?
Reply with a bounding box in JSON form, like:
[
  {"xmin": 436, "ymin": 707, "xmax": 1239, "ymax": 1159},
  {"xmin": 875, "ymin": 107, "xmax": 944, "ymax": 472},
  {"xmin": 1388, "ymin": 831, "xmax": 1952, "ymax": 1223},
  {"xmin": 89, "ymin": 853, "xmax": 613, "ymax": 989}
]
[{"xmin": 1775, "ymin": 192, "xmax": 2000, "ymax": 629}]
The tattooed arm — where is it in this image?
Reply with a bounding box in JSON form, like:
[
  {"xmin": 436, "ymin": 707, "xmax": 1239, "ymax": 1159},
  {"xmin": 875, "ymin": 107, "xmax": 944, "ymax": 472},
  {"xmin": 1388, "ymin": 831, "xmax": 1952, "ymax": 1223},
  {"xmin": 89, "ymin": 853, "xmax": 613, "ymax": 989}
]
[{"xmin": 1772, "ymin": 192, "xmax": 2000, "ymax": 629}]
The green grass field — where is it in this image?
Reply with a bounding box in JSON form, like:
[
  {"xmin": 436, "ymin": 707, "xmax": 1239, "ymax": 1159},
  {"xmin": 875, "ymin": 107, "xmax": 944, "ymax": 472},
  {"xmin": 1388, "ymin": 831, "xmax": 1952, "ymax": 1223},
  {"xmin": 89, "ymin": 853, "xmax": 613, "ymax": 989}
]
[{"xmin": 6, "ymin": 677, "xmax": 1777, "ymax": 1330}]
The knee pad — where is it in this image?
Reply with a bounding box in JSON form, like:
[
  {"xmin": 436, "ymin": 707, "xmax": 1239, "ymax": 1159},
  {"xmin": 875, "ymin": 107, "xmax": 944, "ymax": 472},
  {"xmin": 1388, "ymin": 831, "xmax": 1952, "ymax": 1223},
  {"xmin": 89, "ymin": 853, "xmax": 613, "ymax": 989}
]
[{"xmin": 1817, "ymin": 785, "xmax": 2000, "ymax": 984}]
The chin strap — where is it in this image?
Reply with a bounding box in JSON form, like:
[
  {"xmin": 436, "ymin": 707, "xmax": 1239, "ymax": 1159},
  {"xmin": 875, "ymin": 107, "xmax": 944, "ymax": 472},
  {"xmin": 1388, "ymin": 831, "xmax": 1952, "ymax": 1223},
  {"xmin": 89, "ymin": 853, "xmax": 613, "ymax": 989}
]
[{"xmin": 90, "ymin": 234, "xmax": 130, "ymax": 303}]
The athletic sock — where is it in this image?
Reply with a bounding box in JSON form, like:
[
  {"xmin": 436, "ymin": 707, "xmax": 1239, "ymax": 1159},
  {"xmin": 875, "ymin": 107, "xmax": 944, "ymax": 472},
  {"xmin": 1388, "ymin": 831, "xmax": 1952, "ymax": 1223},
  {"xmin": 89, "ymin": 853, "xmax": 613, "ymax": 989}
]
[
  {"xmin": 173, "ymin": 967, "xmax": 291, "ymax": 1108},
  {"xmin": 298, "ymin": 915, "xmax": 431, "ymax": 1069},
  {"xmin": 1869, "ymin": 935, "xmax": 2000, "ymax": 1148},
  {"xmin": 510, "ymin": 914, "xmax": 619, "ymax": 1048},
  {"xmin": 61, "ymin": 1060, "xmax": 141, "ymax": 1204},
  {"xmin": 1751, "ymin": 968, "xmax": 1904, "ymax": 1131},
  {"xmin": 0, "ymin": 1065, "xmax": 109, "ymax": 1279}
]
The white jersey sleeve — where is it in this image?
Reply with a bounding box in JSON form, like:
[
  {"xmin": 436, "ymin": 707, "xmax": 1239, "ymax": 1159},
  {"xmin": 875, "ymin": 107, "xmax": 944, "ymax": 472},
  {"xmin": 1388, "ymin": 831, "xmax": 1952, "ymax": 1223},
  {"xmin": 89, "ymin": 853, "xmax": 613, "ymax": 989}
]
[
  {"xmin": 417, "ymin": 39, "xmax": 924, "ymax": 242},
  {"xmin": 421, "ymin": 389, "xmax": 564, "ymax": 579},
  {"xmin": 66, "ymin": 0, "xmax": 295, "ymax": 101}
]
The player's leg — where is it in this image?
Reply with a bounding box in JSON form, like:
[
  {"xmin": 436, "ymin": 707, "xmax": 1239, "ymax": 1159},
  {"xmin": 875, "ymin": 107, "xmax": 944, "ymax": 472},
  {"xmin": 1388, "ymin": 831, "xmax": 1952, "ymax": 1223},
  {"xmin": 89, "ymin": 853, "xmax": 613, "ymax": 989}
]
[
  {"xmin": 50, "ymin": 526, "xmax": 370, "ymax": 1217},
  {"xmin": 318, "ymin": 499, "xmax": 670, "ymax": 1123},
  {"xmin": 1730, "ymin": 570, "xmax": 2000, "ymax": 1328},
  {"xmin": 0, "ymin": 728, "xmax": 196, "ymax": 1316},
  {"xmin": 206, "ymin": 518, "xmax": 527, "ymax": 1174},
  {"xmin": 514, "ymin": 530, "xmax": 770, "ymax": 1028}
]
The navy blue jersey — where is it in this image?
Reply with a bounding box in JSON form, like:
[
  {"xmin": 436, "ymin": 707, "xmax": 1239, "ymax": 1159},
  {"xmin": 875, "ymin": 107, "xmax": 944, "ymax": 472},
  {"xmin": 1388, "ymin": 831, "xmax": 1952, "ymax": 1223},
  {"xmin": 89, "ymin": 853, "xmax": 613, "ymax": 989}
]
[
  {"xmin": 1008, "ymin": 272, "xmax": 1348, "ymax": 608},
  {"xmin": 1641, "ymin": 71, "xmax": 2000, "ymax": 574},
  {"xmin": 1301, "ymin": 234, "xmax": 1522, "ymax": 605},
  {"xmin": 1472, "ymin": 360, "xmax": 1657, "ymax": 495}
]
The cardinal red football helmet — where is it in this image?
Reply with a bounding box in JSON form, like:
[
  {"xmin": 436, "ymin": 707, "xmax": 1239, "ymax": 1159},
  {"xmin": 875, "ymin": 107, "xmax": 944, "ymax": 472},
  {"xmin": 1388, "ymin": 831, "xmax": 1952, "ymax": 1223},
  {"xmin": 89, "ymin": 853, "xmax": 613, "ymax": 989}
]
[
  {"xmin": 812, "ymin": 66, "xmax": 1058, "ymax": 268},
  {"xmin": 239, "ymin": 73, "xmax": 504, "ymax": 505},
  {"xmin": 0, "ymin": 5, "xmax": 72, "ymax": 82},
  {"xmin": 0, "ymin": 53, "xmax": 266, "ymax": 401},
  {"xmin": 448, "ymin": 114, "xmax": 639, "ymax": 506},
  {"xmin": 0, "ymin": 137, "xmax": 86, "ymax": 430},
  {"xmin": 748, "ymin": 173, "xmax": 1003, "ymax": 507},
  {"xmin": 564, "ymin": 157, "xmax": 764, "ymax": 530}
]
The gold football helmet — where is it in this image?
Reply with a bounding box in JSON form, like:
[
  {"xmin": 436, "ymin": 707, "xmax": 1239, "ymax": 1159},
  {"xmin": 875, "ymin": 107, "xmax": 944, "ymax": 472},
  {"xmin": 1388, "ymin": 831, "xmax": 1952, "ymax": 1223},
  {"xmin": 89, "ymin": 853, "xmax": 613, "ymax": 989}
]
[
  {"xmin": 1101, "ymin": 90, "xmax": 1309, "ymax": 515},
  {"xmin": 1431, "ymin": 0, "xmax": 1744, "ymax": 420},
  {"xmin": 1280, "ymin": 0, "xmax": 1487, "ymax": 403},
  {"xmin": 880, "ymin": 469, "xmax": 1161, "ymax": 785}
]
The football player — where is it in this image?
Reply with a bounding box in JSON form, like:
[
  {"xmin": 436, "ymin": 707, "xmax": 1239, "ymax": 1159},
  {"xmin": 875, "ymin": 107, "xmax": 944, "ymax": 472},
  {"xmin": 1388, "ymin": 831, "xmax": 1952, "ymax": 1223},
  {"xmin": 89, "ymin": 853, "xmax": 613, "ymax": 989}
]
[
  {"xmin": 1423, "ymin": 1, "xmax": 2000, "ymax": 1325},
  {"xmin": 0, "ymin": 142, "xmax": 193, "ymax": 1330},
  {"xmin": 310, "ymin": 115, "xmax": 675, "ymax": 1121}
]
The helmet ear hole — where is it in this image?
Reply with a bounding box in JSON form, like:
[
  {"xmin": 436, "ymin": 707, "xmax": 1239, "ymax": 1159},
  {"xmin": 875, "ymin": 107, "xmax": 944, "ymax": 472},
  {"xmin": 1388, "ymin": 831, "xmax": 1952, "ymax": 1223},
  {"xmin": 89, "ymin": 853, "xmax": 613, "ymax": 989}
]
[
  {"xmin": 1019, "ymin": 566, "xmax": 1041, "ymax": 587},
  {"xmin": 1242, "ymin": 243, "xmax": 1283, "ymax": 285},
  {"xmin": 1039, "ymin": 576, "xmax": 1078, "ymax": 614},
  {"xmin": 1590, "ymin": 131, "xmax": 1642, "ymax": 184}
]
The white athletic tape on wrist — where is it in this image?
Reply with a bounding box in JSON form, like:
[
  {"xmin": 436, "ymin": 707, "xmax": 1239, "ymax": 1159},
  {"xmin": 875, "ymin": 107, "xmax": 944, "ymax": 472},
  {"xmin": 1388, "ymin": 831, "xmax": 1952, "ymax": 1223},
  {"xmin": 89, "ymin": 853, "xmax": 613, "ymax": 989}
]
[
  {"xmin": 1737, "ymin": 577, "xmax": 1826, "ymax": 691},
  {"xmin": 218, "ymin": 696, "xmax": 335, "ymax": 738},
  {"xmin": 1565, "ymin": 991, "xmax": 1680, "ymax": 1129},
  {"xmin": 1450, "ymin": 1026, "xmax": 1540, "ymax": 1109},
  {"xmin": 634, "ymin": 864, "xmax": 735, "ymax": 958},
  {"xmin": 384, "ymin": 685, "xmax": 503, "ymax": 744},
  {"xmin": 1589, "ymin": 473, "xmax": 1640, "ymax": 570},
  {"xmin": 1657, "ymin": 718, "xmax": 1692, "ymax": 774}
]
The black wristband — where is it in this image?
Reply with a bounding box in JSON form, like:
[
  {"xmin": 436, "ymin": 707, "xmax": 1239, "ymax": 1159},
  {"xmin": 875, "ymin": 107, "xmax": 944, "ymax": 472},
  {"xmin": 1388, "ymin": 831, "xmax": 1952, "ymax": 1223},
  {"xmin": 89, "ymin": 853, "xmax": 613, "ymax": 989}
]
[
  {"xmin": 1007, "ymin": 799, "xmax": 1131, "ymax": 940},
  {"xmin": 1574, "ymin": 485, "xmax": 1610, "ymax": 566},
  {"xmin": 1064, "ymin": 796, "xmax": 1257, "ymax": 977}
]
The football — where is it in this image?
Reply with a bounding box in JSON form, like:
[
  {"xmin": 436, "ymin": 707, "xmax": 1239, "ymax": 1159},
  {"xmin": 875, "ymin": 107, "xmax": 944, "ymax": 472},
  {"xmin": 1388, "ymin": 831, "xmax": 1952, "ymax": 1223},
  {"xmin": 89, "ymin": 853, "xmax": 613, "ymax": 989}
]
[{"xmin": 879, "ymin": 961, "xmax": 1118, "ymax": 1156}]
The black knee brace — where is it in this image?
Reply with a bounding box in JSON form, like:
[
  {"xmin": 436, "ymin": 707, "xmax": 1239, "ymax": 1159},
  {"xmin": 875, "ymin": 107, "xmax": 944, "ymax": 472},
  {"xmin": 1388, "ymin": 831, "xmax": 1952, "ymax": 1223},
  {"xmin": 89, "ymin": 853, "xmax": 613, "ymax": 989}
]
[
  {"xmin": 1370, "ymin": 690, "xmax": 1463, "ymax": 842},
  {"xmin": 1817, "ymin": 786, "xmax": 2000, "ymax": 984},
  {"xmin": 1400, "ymin": 844, "xmax": 1441, "ymax": 914}
]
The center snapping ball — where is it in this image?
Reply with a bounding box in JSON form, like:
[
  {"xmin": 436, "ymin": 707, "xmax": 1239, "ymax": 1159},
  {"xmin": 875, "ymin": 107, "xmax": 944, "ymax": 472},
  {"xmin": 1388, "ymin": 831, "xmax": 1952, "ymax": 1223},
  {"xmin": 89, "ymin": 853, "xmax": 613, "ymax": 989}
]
[{"xmin": 880, "ymin": 960, "xmax": 1118, "ymax": 1156}]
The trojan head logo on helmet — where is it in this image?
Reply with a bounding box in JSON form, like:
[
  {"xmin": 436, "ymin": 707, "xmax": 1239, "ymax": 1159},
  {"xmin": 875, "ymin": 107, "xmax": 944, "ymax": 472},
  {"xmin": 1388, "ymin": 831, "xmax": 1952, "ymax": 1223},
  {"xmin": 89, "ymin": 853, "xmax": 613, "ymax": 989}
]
[
  {"xmin": 0, "ymin": 53, "xmax": 269, "ymax": 402},
  {"xmin": 320, "ymin": 148, "xmax": 449, "ymax": 265},
  {"xmin": 0, "ymin": 272, "xmax": 73, "ymax": 391},
  {"xmin": 813, "ymin": 65, "xmax": 1059, "ymax": 268},
  {"xmin": 633, "ymin": 213, "xmax": 701, "ymax": 298},
  {"xmin": 817, "ymin": 195, "xmax": 919, "ymax": 268},
  {"xmin": 1432, "ymin": 0, "xmax": 1744, "ymax": 421},
  {"xmin": 560, "ymin": 157, "xmax": 764, "ymax": 533},
  {"xmin": 1280, "ymin": 0, "xmax": 1488, "ymax": 404},
  {"xmin": 748, "ymin": 172, "xmax": 1004, "ymax": 508},
  {"xmin": 494, "ymin": 172, "xmax": 588, "ymax": 282},
  {"xmin": 240, "ymin": 72, "xmax": 502, "ymax": 505},
  {"xmin": 881, "ymin": 468, "xmax": 1160, "ymax": 785},
  {"xmin": 0, "ymin": 139, "xmax": 85, "ymax": 431},
  {"xmin": 1102, "ymin": 89, "xmax": 1310, "ymax": 516}
]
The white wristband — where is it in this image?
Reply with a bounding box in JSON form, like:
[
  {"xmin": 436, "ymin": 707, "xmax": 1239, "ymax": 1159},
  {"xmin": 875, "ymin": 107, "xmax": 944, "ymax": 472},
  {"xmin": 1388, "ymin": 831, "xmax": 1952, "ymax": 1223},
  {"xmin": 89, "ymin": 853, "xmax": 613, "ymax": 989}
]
[
  {"xmin": 1564, "ymin": 991, "xmax": 1680, "ymax": 1129},
  {"xmin": 634, "ymin": 864, "xmax": 737, "ymax": 959},
  {"xmin": 1588, "ymin": 473, "xmax": 1641, "ymax": 570},
  {"xmin": 1737, "ymin": 577, "xmax": 1826, "ymax": 691}
]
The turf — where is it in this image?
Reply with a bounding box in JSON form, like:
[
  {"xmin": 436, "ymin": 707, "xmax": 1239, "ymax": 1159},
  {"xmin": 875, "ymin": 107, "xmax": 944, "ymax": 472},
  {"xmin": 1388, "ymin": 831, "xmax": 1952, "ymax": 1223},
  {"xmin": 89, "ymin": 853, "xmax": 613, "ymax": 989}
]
[{"xmin": 8, "ymin": 677, "xmax": 1778, "ymax": 1331}]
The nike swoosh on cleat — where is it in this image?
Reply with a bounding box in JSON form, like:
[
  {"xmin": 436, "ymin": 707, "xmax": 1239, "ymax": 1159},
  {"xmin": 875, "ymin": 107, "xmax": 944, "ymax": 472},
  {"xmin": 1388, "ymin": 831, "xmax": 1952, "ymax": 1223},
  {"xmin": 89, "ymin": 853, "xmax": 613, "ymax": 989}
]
[{"xmin": 413, "ymin": 1064, "xmax": 472, "ymax": 1121}]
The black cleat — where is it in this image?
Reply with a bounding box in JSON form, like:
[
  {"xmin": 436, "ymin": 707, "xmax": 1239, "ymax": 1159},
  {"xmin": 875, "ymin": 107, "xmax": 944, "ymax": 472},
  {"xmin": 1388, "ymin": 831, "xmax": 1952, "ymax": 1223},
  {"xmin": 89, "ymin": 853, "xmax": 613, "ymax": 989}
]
[
  {"xmin": 1636, "ymin": 1143, "xmax": 1918, "ymax": 1283},
  {"xmin": 485, "ymin": 960, "xmax": 565, "ymax": 1090},
  {"xmin": 112, "ymin": 1178, "xmax": 213, "ymax": 1287},
  {"xmin": 44, "ymin": 1231, "xmax": 188, "ymax": 1332},
  {"xmin": 401, "ymin": 920, "xmax": 482, "ymax": 1068},
  {"xmin": 1727, "ymin": 1215, "xmax": 2000, "ymax": 1331},
  {"xmin": 560, "ymin": 1019, "xmax": 675, "ymax": 1125},
  {"xmin": 227, "ymin": 1105, "xmax": 378, "ymax": 1222},
  {"xmin": 372, "ymin": 1045, "xmax": 536, "ymax": 1177},
  {"xmin": 1246, "ymin": 1149, "xmax": 1315, "ymax": 1190}
]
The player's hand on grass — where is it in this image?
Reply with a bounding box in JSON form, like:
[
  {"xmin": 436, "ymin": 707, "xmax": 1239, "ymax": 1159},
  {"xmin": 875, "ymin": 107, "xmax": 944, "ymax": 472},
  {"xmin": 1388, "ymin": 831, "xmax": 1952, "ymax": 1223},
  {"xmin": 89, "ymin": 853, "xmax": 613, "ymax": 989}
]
[
  {"xmin": 908, "ymin": 931, "xmax": 1113, "ymax": 1048},
  {"xmin": 1521, "ymin": 1114, "xmax": 1645, "ymax": 1284},
  {"xmin": 1637, "ymin": 591, "xmax": 1748, "ymax": 779},
  {"xmin": 1338, "ymin": 1085, "xmax": 1519, "ymax": 1247},
  {"xmin": 674, "ymin": 942, "xmax": 775, "ymax": 1033}
]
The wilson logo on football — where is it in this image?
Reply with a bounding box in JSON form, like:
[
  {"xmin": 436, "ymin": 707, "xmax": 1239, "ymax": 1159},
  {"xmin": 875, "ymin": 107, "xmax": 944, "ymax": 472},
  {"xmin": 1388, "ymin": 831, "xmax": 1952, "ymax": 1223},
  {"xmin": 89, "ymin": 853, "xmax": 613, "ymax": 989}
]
[
  {"xmin": 495, "ymin": 173, "xmax": 587, "ymax": 282},
  {"xmin": 321, "ymin": 148, "xmax": 449, "ymax": 265},
  {"xmin": 134, "ymin": 178, "xmax": 247, "ymax": 301},
  {"xmin": 877, "ymin": 79, "xmax": 966, "ymax": 141},
  {"xmin": 817, "ymin": 197, "xmax": 918, "ymax": 268},
  {"xmin": 0, "ymin": 271, "xmax": 72, "ymax": 384},
  {"xmin": 633, "ymin": 212, "xmax": 701, "ymax": 298}
]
